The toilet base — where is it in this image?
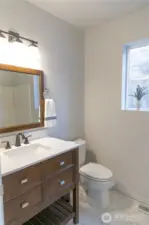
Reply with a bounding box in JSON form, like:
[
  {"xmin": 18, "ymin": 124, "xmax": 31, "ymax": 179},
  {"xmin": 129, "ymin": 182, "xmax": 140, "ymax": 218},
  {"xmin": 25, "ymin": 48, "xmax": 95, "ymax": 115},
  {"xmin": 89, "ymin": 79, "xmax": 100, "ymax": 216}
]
[{"xmin": 88, "ymin": 189, "xmax": 110, "ymax": 209}]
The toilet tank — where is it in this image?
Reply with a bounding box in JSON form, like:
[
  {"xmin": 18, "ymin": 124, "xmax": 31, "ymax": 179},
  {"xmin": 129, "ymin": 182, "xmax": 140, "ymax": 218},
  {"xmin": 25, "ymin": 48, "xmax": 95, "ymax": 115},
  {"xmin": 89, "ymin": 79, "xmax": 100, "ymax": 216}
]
[{"xmin": 74, "ymin": 139, "xmax": 86, "ymax": 166}]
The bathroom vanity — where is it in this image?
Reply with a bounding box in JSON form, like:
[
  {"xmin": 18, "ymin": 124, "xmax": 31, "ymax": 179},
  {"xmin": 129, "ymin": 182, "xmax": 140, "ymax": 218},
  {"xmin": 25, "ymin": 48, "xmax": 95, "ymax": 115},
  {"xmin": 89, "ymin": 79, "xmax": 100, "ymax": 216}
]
[
  {"xmin": 1, "ymin": 138, "xmax": 79, "ymax": 225},
  {"xmin": 0, "ymin": 64, "xmax": 79, "ymax": 225}
]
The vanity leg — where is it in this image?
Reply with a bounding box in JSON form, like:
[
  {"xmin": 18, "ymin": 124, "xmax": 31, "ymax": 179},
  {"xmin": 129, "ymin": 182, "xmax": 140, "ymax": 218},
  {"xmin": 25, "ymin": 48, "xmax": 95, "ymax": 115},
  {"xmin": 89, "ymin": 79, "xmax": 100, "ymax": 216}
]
[
  {"xmin": 73, "ymin": 185, "xmax": 79, "ymax": 224},
  {"xmin": 73, "ymin": 149, "xmax": 79, "ymax": 224}
]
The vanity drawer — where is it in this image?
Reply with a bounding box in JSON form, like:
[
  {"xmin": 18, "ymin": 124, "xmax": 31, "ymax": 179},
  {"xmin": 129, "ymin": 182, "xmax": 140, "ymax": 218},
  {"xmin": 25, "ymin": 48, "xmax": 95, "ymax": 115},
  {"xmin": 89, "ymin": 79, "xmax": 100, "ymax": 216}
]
[
  {"xmin": 4, "ymin": 185, "xmax": 43, "ymax": 225},
  {"xmin": 47, "ymin": 168, "xmax": 74, "ymax": 199},
  {"xmin": 43, "ymin": 151, "xmax": 73, "ymax": 176},
  {"xmin": 3, "ymin": 164, "xmax": 42, "ymax": 202}
]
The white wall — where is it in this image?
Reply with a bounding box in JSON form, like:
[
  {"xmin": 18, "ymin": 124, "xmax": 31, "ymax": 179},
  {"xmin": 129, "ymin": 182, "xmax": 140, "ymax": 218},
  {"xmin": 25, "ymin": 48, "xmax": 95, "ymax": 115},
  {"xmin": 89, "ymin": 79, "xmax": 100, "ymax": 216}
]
[
  {"xmin": 0, "ymin": 0, "xmax": 84, "ymax": 143},
  {"xmin": 85, "ymin": 7, "xmax": 149, "ymax": 205}
]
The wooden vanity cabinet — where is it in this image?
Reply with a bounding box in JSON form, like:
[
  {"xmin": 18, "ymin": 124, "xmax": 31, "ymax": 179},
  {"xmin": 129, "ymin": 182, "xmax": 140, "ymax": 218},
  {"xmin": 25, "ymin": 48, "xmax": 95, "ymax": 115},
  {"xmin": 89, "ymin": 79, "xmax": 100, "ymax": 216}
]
[{"xmin": 3, "ymin": 148, "xmax": 79, "ymax": 225}]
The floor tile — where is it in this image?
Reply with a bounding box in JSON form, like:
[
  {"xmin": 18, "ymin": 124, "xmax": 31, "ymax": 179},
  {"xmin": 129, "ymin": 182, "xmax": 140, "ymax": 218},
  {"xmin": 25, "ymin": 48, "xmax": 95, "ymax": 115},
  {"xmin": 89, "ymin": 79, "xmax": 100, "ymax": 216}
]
[{"xmin": 67, "ymin": 189, "xmax": 149, "ymax": 225}]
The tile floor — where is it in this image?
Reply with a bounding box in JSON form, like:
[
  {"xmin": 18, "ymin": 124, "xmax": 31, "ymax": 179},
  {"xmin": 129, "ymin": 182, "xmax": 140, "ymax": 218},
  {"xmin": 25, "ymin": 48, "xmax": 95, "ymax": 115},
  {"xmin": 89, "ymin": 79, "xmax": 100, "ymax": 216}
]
[{"xmin": 67, "ymin": 188, "xmax": 149, "ymax": 225}]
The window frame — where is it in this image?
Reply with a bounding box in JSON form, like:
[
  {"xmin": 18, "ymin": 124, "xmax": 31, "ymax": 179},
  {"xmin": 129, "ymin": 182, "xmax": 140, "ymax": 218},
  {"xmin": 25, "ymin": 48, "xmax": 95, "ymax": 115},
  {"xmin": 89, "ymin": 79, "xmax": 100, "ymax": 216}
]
[{"xmin": 121, "ymin": 39, "xmax": 149, "ymax": 111}]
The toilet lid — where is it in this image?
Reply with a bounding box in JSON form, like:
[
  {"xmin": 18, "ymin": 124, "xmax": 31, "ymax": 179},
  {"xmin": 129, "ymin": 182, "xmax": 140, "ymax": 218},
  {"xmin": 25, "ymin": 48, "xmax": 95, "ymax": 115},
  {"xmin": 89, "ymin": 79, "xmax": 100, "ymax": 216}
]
[{"xmin": 80, "ymin": 163, "xmax": 113, "ymax": 181}]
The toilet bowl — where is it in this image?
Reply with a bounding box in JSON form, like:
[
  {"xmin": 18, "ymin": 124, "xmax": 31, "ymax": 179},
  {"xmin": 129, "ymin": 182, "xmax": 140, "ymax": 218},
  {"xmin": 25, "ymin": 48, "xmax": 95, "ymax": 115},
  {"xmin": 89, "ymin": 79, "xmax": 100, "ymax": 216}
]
[
  {"xmin": 80, "ymin": 163, "xmax": 114, "ymax": 209},
  {"xmin": 74, "ymin": 139, "xmax": 114, "ymax": 209}
]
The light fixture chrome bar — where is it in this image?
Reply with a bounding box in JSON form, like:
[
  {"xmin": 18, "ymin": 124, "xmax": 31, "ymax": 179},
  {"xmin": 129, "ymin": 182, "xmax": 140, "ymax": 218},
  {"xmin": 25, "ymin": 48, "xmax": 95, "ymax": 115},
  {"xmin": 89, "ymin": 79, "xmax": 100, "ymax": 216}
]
[{"xmin": 0, "ymin": 29, "xmax": 38, "ymax": 45}]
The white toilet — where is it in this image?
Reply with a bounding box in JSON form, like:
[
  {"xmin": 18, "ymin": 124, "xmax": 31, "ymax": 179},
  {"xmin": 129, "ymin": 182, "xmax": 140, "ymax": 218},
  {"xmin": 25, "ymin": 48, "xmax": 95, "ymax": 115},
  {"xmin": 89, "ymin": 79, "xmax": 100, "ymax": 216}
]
[{"xmin": 75, "ymin": 139, "xmax": 114, "ymax": 209}]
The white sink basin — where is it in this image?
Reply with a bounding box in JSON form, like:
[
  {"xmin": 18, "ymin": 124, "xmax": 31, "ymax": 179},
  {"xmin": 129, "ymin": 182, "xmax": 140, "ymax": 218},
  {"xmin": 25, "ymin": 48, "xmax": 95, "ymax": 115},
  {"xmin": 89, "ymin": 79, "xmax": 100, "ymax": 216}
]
[
  {"xmin": 0, "ymin": 143, "xmax": 52, "ymax": 174},
  {"xmin": 0, "ymin": 138, "xmax": 77, "ymax": 159},
  {"xmin": 1, "ymin": 143, "xmax": 50, "ymax": 158}
]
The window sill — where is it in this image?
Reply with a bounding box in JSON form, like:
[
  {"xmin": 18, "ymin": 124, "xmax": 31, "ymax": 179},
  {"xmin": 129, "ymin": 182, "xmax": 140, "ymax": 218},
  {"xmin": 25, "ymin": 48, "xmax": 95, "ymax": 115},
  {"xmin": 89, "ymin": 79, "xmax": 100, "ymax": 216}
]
[{"xmin": 122, "ymin": 108, "xmax": 149, "ymax": 112}]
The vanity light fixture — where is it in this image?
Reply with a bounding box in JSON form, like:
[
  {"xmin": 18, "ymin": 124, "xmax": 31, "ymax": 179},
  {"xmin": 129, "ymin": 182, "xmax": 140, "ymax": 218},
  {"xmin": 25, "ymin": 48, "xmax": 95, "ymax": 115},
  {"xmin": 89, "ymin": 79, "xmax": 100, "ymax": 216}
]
[
  {"xmin": 15, "ymin": 36, "xmax": 23, "ymax": 43},
  {"xmin": 0, "ymin": 29, "xmax": 38, "ymax": 47},
  {"xmin": 29, "ymin": 41, "xmax": 38, "ymax": 48},
  {"xmin": 8, "ymin": 31, "xmax": 23, "ymax": 44},
  {"xmin": 0, "ymin": 31, "xmax": 6, "ymax": 39}
]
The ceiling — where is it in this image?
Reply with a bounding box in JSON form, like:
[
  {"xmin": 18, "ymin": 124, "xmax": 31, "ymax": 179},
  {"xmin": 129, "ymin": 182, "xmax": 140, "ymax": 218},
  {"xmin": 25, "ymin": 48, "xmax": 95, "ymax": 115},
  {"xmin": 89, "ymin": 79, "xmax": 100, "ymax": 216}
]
[{"xmin": 27, "ymin": 0, "xmax": 148, "ymax": 29}]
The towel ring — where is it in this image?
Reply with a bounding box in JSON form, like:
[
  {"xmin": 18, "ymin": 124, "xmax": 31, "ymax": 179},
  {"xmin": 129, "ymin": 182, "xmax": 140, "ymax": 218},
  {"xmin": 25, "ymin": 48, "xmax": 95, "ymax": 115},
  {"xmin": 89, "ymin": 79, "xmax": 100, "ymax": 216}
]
[{"xmin": 43, "ymin": 88, "xmax": 51, "ymax": 99}]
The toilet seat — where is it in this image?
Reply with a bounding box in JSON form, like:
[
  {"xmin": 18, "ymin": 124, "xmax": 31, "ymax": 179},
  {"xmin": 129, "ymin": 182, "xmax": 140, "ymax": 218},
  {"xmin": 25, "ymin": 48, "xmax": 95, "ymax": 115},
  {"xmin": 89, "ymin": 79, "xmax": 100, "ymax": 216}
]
[
  {"xmin": 80, "ymin": 163, "xmax": 113, "ymax": 182},
  {"xmin": 80, "ymin": 172, "xmax": 112, "ymax": 182}
]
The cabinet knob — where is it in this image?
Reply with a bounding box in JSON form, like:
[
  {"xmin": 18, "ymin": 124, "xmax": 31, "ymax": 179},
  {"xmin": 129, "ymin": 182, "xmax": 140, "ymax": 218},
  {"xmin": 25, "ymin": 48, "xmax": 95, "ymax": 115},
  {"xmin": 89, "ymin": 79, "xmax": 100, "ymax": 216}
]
[
  {"xmin": 59, "ymin": 180, "xmax": 65, "ymax": 186},
  {"xmin": 60, "ymin": 161, "xmax": 65, "ymax": 166},
  {"xmin": 20, "ymin": 178, "xmax": 28, "ymax": 184},
  {"xmin": 21, "ymin": 202, "xmax": 29, "ymax": 209}
]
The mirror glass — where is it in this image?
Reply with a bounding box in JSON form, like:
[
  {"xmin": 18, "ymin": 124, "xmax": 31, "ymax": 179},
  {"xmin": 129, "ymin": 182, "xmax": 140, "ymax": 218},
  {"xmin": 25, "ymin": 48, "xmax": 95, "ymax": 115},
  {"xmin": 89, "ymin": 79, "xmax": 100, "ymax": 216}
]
[{"xmin": 0, "ymin": 70, "xmax": 40, "ymax": 128}]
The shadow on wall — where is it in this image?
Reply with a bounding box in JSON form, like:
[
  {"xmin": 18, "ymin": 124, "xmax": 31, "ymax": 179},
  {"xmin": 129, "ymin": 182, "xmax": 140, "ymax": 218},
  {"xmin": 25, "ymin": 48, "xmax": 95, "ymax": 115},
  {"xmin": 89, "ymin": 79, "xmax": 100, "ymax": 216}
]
[{"xmin": 86, "ymin": 149, "xmax": 97, "ymax": 164}]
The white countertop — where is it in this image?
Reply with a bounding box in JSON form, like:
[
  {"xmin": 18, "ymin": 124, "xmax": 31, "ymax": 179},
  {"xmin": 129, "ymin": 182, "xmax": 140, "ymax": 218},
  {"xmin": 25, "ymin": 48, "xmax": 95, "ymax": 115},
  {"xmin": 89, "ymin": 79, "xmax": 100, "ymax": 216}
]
[{"xmin": 0, "ymin": 137, "xmax": 80, "ymax": 177}]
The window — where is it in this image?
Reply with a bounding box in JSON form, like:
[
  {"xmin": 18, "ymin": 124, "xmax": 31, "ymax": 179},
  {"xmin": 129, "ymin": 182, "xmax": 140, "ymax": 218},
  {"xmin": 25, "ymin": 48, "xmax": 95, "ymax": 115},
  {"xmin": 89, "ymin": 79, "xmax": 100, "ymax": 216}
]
[{"xmin": 122, "ymin": 40, "xmax": 149, "ymax": 111}]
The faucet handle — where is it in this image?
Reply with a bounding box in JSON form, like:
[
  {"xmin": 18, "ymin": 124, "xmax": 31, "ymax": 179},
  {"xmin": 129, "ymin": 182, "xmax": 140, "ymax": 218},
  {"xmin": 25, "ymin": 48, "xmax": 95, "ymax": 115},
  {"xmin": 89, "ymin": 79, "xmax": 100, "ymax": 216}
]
[
  {"xmin": 1, "ymin": 141, "xmax": 11, "ymax": 149},
  {"xmin": 23, "ymin": 134, "xmax": 32, "ymax": 145}
]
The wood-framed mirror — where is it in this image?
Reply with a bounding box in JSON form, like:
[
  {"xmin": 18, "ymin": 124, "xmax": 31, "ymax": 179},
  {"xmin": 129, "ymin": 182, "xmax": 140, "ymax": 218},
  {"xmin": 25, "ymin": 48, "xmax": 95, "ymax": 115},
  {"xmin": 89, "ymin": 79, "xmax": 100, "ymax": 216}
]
[{"xmin": 0, "ymin": 63, "xmax": 44, "ymax": 134}]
